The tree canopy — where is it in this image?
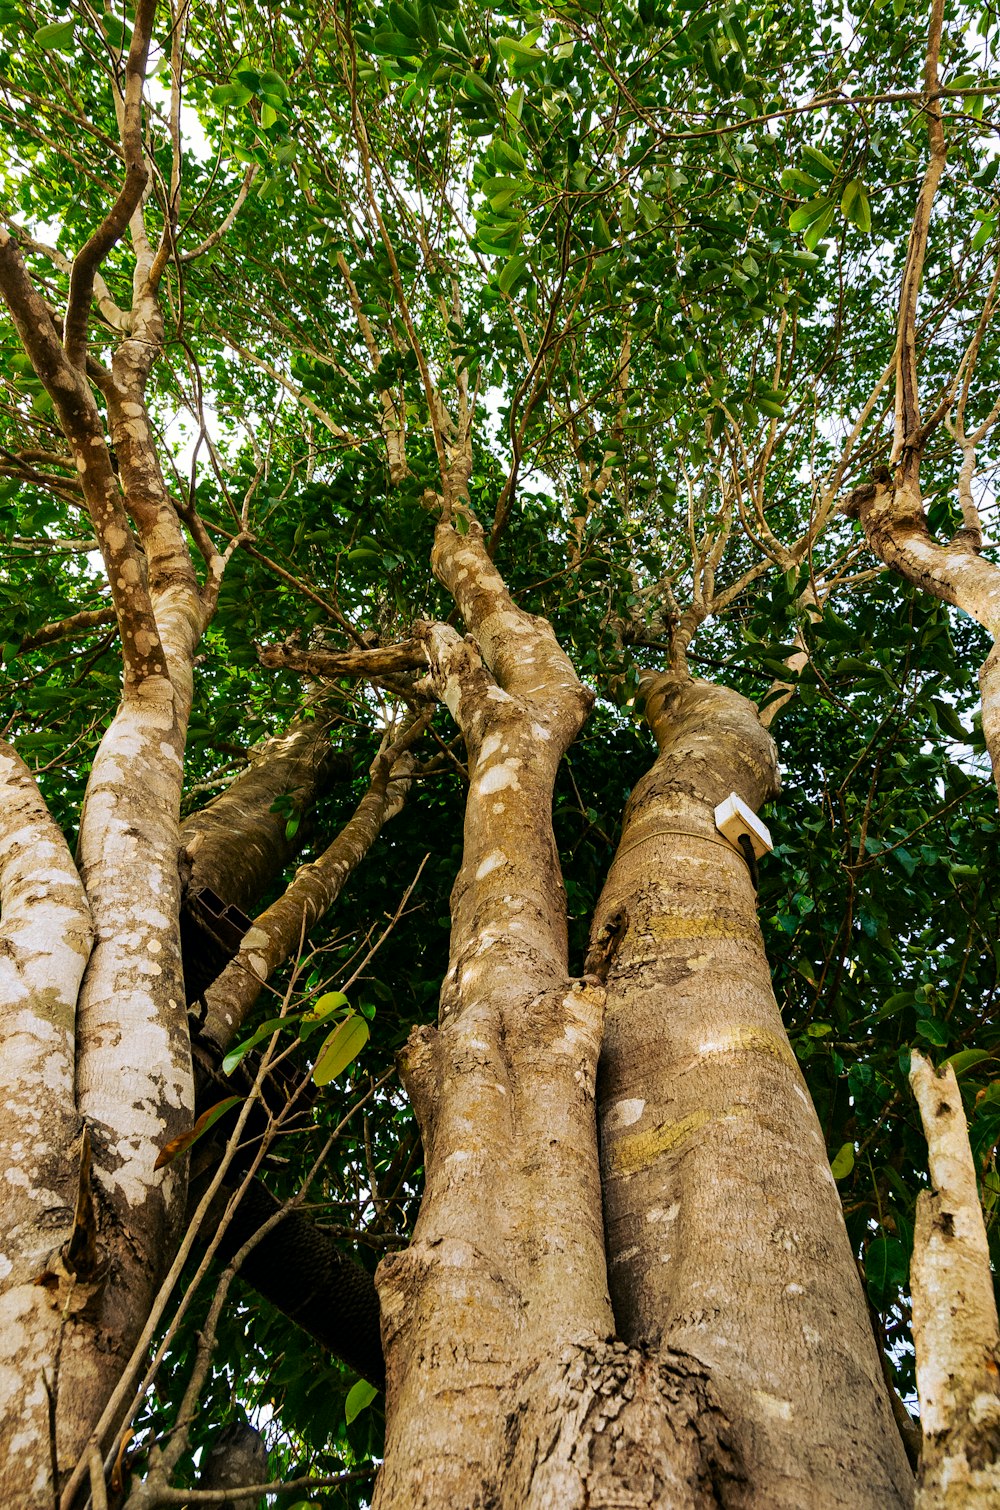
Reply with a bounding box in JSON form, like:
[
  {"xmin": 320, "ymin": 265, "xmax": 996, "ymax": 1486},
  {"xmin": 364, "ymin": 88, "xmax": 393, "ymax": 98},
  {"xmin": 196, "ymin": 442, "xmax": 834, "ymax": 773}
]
[{"xmin": 2, "ymin": 0, "xmax": 1000, "ymax": 1504}]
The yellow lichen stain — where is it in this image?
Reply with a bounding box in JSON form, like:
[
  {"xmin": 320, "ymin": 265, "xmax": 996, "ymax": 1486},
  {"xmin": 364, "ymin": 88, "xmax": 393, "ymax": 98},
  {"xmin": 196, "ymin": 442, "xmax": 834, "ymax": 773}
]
[
  {"xmin": 699, "ymin": 1026, "xmax": 797, "ymax": 1070},
  {"xmin": 649, "ymin": 914, "xmax": 757, "ymax": 945},
  {"xmin": 608, "ymin": 1103, "xmax": 750, "ymax": 1177}
]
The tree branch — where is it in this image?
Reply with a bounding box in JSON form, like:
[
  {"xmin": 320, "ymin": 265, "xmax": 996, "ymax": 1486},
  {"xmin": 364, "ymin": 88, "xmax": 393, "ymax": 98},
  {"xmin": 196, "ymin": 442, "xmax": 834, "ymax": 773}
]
[{"xmin": 64, "ymin": 0, "xmax": 158, "ymax": 367}]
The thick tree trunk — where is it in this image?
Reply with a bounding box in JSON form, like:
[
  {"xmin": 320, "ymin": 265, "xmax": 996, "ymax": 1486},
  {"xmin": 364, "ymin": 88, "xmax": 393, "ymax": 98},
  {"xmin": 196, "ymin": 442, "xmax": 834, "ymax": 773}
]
[
  {"xmin": 0, "ymin": 745, "xmax": 95, "ymax": 1506},
  {"xmin": 373, "ymin": 515, "xmax": 610, "ymax": 1505},
  {"xmin": 590, "ymin": 671, "xmax": 913, "ymax": 1506},
  {"xmin": 375, "ymin": 523, "xmax": 751, "ymax": 1507}
]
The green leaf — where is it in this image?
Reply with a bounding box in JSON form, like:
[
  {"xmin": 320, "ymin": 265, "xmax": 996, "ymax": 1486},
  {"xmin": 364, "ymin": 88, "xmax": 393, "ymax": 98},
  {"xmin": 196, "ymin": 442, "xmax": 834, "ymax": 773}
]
[
  {"xmin": 211, "ymin": 83, "xmax": 254, "ymax": 108},
  {"xmin": 915, "ymin": 1017, "xmax": 950, "ymax": 1047},
  {"xmin": 154, "ymin": 1096, "xmax": 242, "ymax": 1170},
  {"xmin": 345, "ymin": 1378, "xmax": 378, "ymax": 1423},
  {"xmin": 371, "ymin": 30, "xmax": 421, "ymax": 57},
  {"xmin": 35, "ymin": 19, "xmax": 75, "ymax": 49},
  {"xmin": 310, "ymin": 990, "xmax": 350, "ymax": 1018},
  {"xmin": 260, "ymin": 102, "xmax": 278, "ymax": 129},
  {"xmin": 800, "ymin": 144, "xmax": 838, "ymax": 180},
  {"xmin": 829, "ymin": 1142, "xmax": 855, "ymax": 1180},
  {"xmin": 222, "ymin": 1016, "xmax": 288, "ymax": 1075},
  {"xmin": 943, "ymin": 1049, "xmax": 993, "ymax": 1078},
  {"xmin": 497, "ymin": 252, "xmax": 529, "ymax": 294},
  {"xmin": 313, "ymin": 1011, "xmax": 369, "ymax": 1085},
  {"xmin": 840, "ymin": 178, "xmax": 872, "ymax": 233},
  {"xmin": 788, "ymin": 196, "xmax": 834, "ymax": 234},
  {"xmin": 802, "ymin": 202, "xmax": 838, "ymax": 250},
  {"xmin": 299, "ymin": 990, "xmax": 349, "ymax": 1043},
  {"xmin": 972, "ymin": 218, "xmax": 996, "ymax": 252}
]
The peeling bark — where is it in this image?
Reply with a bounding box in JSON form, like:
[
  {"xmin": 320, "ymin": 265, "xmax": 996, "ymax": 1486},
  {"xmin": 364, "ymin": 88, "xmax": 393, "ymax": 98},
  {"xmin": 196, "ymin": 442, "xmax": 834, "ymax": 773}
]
[
  {"xmin": 590, "ymin": 672, "xmax": 913, "ymax": 1507},
  {"xmin": 909, "ymin": 1052, "xmax": 1000, "ymax": 1506}
]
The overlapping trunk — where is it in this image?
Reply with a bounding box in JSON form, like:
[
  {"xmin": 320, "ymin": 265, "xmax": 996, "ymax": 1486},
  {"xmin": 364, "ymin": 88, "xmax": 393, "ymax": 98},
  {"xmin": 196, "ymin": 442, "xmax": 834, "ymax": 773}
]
[{"xmin": 375, "ymin": 526, "xmax": 745, "ymax": 1508}]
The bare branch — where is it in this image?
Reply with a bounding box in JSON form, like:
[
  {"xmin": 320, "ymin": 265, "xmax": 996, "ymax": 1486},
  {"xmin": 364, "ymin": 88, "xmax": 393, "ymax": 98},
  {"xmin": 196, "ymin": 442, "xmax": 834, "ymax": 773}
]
[
  {"xmin": 259, "ymin": 639, "xmax": 428, "ymax": 680},
  {"xmin": 181, "ymin": 166, "xmax": 259, "ymax": 261},
  {"xmin": 18, "ymin": 606, "xmax": 118, "ymax": 654},
  {"xmin": 892, "ymin": 0, "xmax": 946, "ymax": 469}
]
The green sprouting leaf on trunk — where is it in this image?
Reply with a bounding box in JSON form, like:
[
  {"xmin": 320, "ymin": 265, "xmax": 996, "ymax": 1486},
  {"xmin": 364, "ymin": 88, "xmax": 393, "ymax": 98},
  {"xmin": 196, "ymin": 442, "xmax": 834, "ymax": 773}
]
[
  {"xmin": 840, "ymin": 178, "xmax": 872, "ymax": 233},
  {"xmin": 345, "ymin": 1379, "xmax": 379, "ymax": 1423},
  {"xmin": 154, "ymin": 1096, "xmax": 242, "ymax": 1170},
  {"xmin": 829, "ymin": 1142, "xmax": 855, "ymax": 1179},
  {"xmin": 313, "ymin": 1011, "xmax": 370, "ymax": 1085},
  {"xmin": 35, "ymin": 19, "xmax": 76, "ymax": 49}
]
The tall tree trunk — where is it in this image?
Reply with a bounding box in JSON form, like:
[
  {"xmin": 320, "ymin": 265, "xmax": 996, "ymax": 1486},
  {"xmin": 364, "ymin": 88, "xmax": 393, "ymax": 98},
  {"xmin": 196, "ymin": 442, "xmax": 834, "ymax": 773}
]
[
  {"xmin": 373, "ymin": 521, "xmax": 743, "ymax": 1508},
  {"xmin": 590, "ymin": 671, "xmax": 914, "ymax": 1506}
]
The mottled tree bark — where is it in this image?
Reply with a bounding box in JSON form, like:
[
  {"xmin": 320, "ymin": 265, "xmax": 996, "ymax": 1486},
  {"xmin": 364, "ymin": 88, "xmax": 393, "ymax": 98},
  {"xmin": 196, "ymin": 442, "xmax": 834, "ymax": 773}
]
[
  {"xmin": 0, "ymin": 745, "xmax": 95, "ymax": 1506},
  {"xmin": 0, "ymin": 9, "xmax": 222, "ymax": 1494}
]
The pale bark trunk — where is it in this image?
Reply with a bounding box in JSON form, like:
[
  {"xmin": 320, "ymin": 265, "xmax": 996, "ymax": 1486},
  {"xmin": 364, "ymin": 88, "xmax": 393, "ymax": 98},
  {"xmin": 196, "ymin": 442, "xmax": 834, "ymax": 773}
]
[
  {"xmin": 0, "ymin": 746, "xmax": 95, "ymax": 1506},
  {"xmin": 374, "ymin": 523, "xmax": 751, "ymax": 1507},
  {"xmin": 374, "ymin": 517, "xmax": 616, "ymax": 1506},
  {"xmin": 0, "ymin": 202, "xmax": 212, "ymax": 1499},
  {"xmin": 590, "ymin": 671, "xmax": 913, "ymax": 1507},
  {"xmin": 908, "ymin": 1053, "xmax": 1000, "ymax": 1506}
]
